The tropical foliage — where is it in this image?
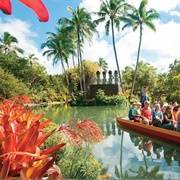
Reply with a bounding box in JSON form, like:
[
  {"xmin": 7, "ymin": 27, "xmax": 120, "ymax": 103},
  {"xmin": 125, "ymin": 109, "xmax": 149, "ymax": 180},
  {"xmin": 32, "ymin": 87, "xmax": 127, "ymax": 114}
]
[
  {"xmin": 0, "ymin": 31, "xmax": 23, "ymax": 54},
  {"xmin": 94, "ymin": 89, "xmax": 127, "ymax": 106},
  {"xmin": 122, "ymin": 60, "xmax": 158, "ymax": 102},
  {"xmin": 43, "ymin": 116, "xmax": 105, "ymax": 179},
  {"xmin": 96, "ymin": 57, "xmax": 108, "ymax": 74},
  {"xmin": 0, "ymin": 67, "xmax": 30, "ymax": 99},
  {"xmin": 58, "ymin": 6, "xmax": 97, "ymax": 96},
  {"xmin": 0, "ymin": 96, "xmax": 65, "ymax": 179},
  {"xmin": 0, "ymin": 96, "xmax": 105, "ymax": 179}
]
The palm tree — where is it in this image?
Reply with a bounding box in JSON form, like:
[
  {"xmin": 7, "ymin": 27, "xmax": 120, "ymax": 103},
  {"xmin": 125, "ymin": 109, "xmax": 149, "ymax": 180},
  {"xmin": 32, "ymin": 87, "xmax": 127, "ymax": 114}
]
[
  {"xmin": 94, "ymin": 0, "xmax": 130, "ymax": 93},
  {"xmin": 122, "ymin": 0, "xmax": 160, "ymax": 102},
  {"xmin": 0, "ymin": 31, "xmax": 23, "ymax": 54},
  {"xmin": 96, "ymin": 57, "xmax": 108, "ymax": 74},
  {"xmin": 58, "ymin": 6, "xmax": 97, "ymax": 96},
  {"xmin": 41, "ymin": 27, "xmax": 75, "ymax": 85},
  {"xmin": 25, "ymin": 53, "xmax": 38, "ymax": 67}
]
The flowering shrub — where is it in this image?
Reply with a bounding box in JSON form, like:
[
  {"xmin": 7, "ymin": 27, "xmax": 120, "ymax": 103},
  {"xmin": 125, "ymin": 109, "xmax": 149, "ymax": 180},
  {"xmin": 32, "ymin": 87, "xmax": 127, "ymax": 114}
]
[
  {"xmin": 0, "ymin": 96, "xmax": 65, "ymax": 179},
  {"xmin": 0, "ymin": 96, "xmax": 106, "ymax": 179}
]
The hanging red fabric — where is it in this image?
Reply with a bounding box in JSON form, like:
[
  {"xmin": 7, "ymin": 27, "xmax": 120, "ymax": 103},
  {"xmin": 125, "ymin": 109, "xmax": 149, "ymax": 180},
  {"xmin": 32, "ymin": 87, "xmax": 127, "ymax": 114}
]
[
  {"xmin": 0, "ymin": 0, "xmax": 49, "ymax": 22},
  {"xmin": 18, "ymin": 0, "xmax": 49, "ymax": 22},
  {"xmin": 0, "ymin": 0, "xmax": 12, "ymax": 15}
]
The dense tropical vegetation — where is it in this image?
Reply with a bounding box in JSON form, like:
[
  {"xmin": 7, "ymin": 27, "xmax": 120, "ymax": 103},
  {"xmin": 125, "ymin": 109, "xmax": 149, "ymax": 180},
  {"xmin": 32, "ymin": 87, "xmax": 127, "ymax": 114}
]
[
  {"xmin": 0, "ymin": 97, "xmax": 105, "ymax": 179},
  {"xmin": 0, "ymin": 0, "xmax": 180, "ymax": 179},
  {"xmin": 0, "ymin": 0, "xmax": 179, "ymax": 105}
]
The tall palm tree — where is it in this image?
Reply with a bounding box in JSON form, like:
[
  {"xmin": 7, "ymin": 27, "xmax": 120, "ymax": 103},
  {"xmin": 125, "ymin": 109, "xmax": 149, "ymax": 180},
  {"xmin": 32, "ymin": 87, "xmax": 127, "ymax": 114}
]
[
  {"xmin": 58, "ymin": 6, "xmax": 97, "ymax": 96},
  {"xmin": 122, "ymin": 0, "xmax": 160, "ymax": 101},
  {"xmin": 41, "ymin": 27, "xmax": 75, "ymax": 84},
  {"xmin": 94, "ymin": 0, "xmax": 130, "ymax": 93},
  {"xmin": 0, "ymin": 31, "xmax": 23, "ymax": 54}
]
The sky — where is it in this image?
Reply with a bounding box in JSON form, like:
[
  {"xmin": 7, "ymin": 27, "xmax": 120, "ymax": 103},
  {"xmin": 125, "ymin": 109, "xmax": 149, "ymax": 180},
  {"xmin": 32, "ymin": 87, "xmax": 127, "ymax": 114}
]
[{"xmin": 0, "ymin": 0, "xmax": 180, "ymax": 75}]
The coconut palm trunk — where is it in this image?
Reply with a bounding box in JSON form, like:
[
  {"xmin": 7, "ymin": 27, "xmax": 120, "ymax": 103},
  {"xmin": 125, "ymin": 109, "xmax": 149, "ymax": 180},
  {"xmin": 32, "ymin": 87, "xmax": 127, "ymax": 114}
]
[
  {"xmin": 60, "ymin": 55, "xmax": 69, "ymax": 85},
  {"xmin": 129, "ymin": 25, "xmax": 142, "ymax": 101},
  {"xmin": 77, "ymin": 35, "xmax": 83, "ymax": 92},
  {"xmin": 72, "ymin": 54, "xmax": 75, "ymax": 68},
  {"xmin": 111, "ymin": 19, "xmax": 124, "ymax": 93},
  {"xmin": 80, "ymin": 48, "xmax": 86, "ymax": 97}
]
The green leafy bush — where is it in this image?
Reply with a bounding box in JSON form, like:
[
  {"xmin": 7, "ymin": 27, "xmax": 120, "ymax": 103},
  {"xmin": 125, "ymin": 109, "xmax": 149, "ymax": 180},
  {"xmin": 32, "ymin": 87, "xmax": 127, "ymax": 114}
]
[
  {"xmin": 44, "ymin": 119, "xmax": 105, "ymax": 180},
  {"xmin": 58, "ymin": 145, "xmax": 102, "ymax": 180},
  {"xmin": 0, "ymin": 67, "xmax": 29, "ymax": 98},
  {"xmin": 70, "ymin": 91, "xmax": 89, "ymax": 106},
  {"xmin": 94, "ymin": 89, "xmax": 127, "ymax": 105}
]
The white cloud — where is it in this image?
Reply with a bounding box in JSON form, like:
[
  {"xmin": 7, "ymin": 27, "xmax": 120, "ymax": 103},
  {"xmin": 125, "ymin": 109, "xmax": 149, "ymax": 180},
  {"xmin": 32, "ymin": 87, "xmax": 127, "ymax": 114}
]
[
  {"xmin": 0, "ymin": 18, "xmax": 36, "ymax": 51},
  {"xmin": 170, "ymin": 10, "xmax": 180, "ymax": 17}
]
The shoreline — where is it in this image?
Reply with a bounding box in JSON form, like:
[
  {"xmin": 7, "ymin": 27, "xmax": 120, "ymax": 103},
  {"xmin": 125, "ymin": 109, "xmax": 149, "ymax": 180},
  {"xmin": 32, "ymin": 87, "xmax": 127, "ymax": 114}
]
[{"xmin": 26, "ymin": 101, "xmax": 64, "ymax": 108}]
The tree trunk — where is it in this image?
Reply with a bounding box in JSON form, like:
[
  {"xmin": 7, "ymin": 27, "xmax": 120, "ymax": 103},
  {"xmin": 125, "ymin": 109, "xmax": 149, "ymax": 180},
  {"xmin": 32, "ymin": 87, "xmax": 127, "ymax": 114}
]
[
  {"xmin": 72, "ymin": 54, "xmax": 75, "ymax": 68},
  {"xmin": 80, "ymin": 50, "xmax": 86, "ymax": 98},
  {"xmin": 111, "ymin": 19, "xmax": 124, "ymax": 93},
  {"xmin": 61, "ymin": 57, "xmax": 69, "ymax": 85},
  {"xmin": 77, "ymin": 33, "xmax": 83, "ymax": 92},
  {"xmin": 129, "ymin": 25, "xmax": 142, "ymax": 102}
]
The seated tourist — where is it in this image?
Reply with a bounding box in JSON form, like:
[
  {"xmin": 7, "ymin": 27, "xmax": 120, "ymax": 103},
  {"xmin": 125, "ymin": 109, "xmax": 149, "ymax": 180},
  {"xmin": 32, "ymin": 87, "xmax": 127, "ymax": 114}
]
[
  {"xmin": 152, "ymin": 101, "xmax": 158, "ymax": 111},
  {"xmin": 152, "ymin": 103, "xmax": 163, "ymax": 127},
  {"xmin": 162, "ymin": 105, "xmax": 176, "ymax": 130},
  {"xmin": 128, "ymin": 103, "xmax": 137, "ymax": 120},
  {"xmin": 172, "ymin": 101, "xmax": 178, "ymax": 108},
  {"xmin": 134, "ymin": 102, "xmax": 142, "ymax": 123},
  {"xmin": 161, "ymin": 102, "xmax": 168, "ymax": 114},
  {"xmin": 177, "ymin": 111, "xmax": 180, "ymax": 132},
  {"xmin": 172, "ymin": 105, "xmax": 180, "ymax": 122},
  {"xmin": 141, "ymin": 101, "xmax": 152, "ymax": 125}
]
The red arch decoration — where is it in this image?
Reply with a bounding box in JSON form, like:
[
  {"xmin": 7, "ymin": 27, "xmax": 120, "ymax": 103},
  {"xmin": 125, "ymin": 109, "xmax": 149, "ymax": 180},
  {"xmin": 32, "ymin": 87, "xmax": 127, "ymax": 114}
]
[{"xmin": 0, "ymin": 0, "xmax": 49, "ymax": 22}]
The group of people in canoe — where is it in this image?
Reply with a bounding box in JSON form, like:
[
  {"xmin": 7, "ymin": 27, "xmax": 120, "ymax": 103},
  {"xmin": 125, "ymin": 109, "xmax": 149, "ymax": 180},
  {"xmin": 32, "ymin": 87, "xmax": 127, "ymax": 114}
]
[{"xmin": 128, "ymin": 86, "xmax": 180, "ymax": 132}]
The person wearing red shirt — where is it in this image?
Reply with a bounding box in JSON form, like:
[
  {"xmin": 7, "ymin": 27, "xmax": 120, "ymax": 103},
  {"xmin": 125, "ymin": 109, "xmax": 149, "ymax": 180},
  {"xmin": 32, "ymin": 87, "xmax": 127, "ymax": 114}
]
[{"xmin": 141, "ymin": 101, "xmax": 152, "ymax": 125}]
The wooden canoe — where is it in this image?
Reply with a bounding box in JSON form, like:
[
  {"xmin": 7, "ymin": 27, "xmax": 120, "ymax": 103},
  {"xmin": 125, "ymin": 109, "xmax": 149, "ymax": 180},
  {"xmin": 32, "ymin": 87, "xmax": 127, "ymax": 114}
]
[{"xmin": 116, "ymin": 115, "xmax": 180, "ymax": 144}]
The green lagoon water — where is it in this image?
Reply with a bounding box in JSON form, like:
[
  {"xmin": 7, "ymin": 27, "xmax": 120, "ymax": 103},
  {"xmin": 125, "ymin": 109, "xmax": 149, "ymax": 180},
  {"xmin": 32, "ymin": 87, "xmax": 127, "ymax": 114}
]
[{"xmin": 38, "ymin": 104, "xmax": 180, "ymax": 180}]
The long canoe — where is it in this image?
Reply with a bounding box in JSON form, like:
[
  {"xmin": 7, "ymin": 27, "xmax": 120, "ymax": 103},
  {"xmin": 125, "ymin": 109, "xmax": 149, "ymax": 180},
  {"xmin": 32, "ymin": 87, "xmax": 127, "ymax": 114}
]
[{"xmin": 116, "ymin": 115, "xmax": 180, "ymax": 144}]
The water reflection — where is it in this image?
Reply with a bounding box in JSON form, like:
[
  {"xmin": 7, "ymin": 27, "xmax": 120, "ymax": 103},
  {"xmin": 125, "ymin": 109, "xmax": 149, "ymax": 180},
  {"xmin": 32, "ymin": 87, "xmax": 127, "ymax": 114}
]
[
  {"xmin": 94, "ymin": 125, "xmax": 180, "ymax": 180},
  {"xmin": 37, "ymin": 105, "xmax": 180, "ymax": 179}
]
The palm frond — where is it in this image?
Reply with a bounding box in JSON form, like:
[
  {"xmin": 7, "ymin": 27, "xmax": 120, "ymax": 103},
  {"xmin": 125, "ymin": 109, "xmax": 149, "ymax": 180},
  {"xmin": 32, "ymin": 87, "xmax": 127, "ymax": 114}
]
[
  {"xmin": 139, "ymin": 0, "xmax": 148, "ymax": 18},
  {"xmin": 105, "ymin": 20, "xmax": 110, "ymax": 36},
  {"xmin": 114, "ymin": 18, "xmax": 121, "ymax": 31},
  {"xmin": 146, "ymin": 12, "xmax": 160, "ymax": 21},
  {"xmin": 122, "ymin": 22, "xmax": 132, "ymax": 31},
  {"xmin": 145, "ymin": 21, "xmax": 156, "ymax": 31}
]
